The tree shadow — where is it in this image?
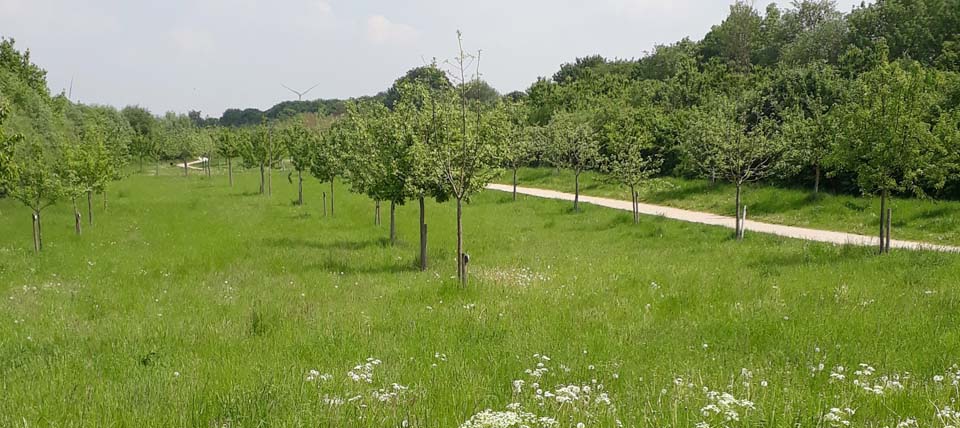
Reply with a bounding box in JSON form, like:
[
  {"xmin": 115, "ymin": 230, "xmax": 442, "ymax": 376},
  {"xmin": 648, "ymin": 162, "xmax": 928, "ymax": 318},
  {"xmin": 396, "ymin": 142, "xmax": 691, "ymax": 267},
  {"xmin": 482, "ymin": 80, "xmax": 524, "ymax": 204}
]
[
  {"xmin": 302, "ymin": 257, "xmax": 414, "ymax": 275},
  {"xmin": 644, "ymin": 182, "xmax": 721, "ymax": 203},
  {"xmin": 261, "ymin": 237, "xmax": 388, "ymax": 251}
]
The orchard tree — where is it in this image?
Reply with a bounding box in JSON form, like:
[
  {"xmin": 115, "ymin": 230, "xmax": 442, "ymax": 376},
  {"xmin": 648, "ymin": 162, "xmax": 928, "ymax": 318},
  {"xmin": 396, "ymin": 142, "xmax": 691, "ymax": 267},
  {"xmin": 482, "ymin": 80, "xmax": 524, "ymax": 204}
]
[
  {"xmin": 62, "ymin": 123, "xmax": 112, "ymax": 230},
  {"xmin": 240, "ymin": 123, "xmax": 284, "ymax": 196},
  {"xmin": 160, "ymin": 112, "xmax": 198, "ymax": 177},
  {"xmin": 121, "ymin": 105, "xmax": 156, "ymax": 173},
  {"xmin": 500, "ymin": 100, "xmax": 537, "ymax": 200},
  {"xmin": 547, "ymin": 110, "xmax": 602, "ymax": 212},
  {"xmin": 431, "ymin": 32, "xmax": 505, "ymax": 286},
  {"xmin": 0, "ymin": 102, "xmax": 21, "ymax": 205},
  {"xmin": 310, "ymin": 121, "xmax": 346, "ymax": 217},
  {"xmin": 601, "ymin": 106, "xmax": 663, "ymax": 224},
  {"xmin": 684, "ymin": 95, "xmax": 786, "ymax": 240},
  {"xmin": 282, "ymin": 122, "xmax": 317, "ymax": 206},
  {"xmin": 215, "ymin": 127, "xmax": 242, "ymax": 186},
  {"xmin": 7, "ymin": 138, "xmax": 62, "ymax": 252},
  {"xmin": 832, "ymin": 59, "xmax": 958, "ymax": 254}
]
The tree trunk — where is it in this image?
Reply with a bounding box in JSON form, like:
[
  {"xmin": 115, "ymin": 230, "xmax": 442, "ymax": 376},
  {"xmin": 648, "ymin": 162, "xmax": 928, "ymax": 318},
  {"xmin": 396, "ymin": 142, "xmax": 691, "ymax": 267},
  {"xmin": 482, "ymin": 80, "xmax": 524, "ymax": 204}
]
[
  {"xmin": 206, "ymin": 155, "xmax": 211, "ymax": 178},
  {"xmin": 886, "ymin": 207, "xmax": 892, "ymax": 253},
  {"xmin": 73, "ymin": 199, "xmax": 82, "ymax": 236},
  {"xmin": 297, "ymin": 170, "xmax": 303, "ymax": 206},
  {"xmin": 631, "ymin": 185, "xmax": 638, "ymax": 224},
  {"xmin": 389, "ymin": 201, "xmax": 397, "ymax": 245},
  {"xmin": 36, "ymin": 210, "xmax": 43, "ymax": 250},
  {"xmin": 259, "ymin": 164, "xmax": 265, "ymax": 195},
  {"xmin": 574, "ymin": 171, "xmax": 581, "ymax": 212},
  {"xmin": 735, "ymin": 183, "xmax": 743, "ymax": 239},
  {"xmin": 323, "ymin": 192, "xmax": 327, "ymax": 217},
  {"xmin": 456, "ymin": 197, "xmax": 465, "ymax": 287},
  {"xmin": 183, "ymin": 157, "xmax": 188, "ymax": 176},
  {"xmin": 419, "ymin": 196, "xmax": 427, "ymax": 271},
  {"xmin": 512, "ymin": 168, "xmax": 518, "ymax": 201},
  {"xmin": 375, "ymin": 200, "xmax": 381, "ymax": 226},
  {"xmin": 267, "ymin": 162, "xmax": 272, "ymax": 197},
  {"xmin": 102, "ymin": 191, "xmax": 107, "ymax": 212},
  {"xmin": 228, "ymin": 158, "xmax": 234, "ymax": 187},
  {"xmin": 330, "ymin": 180, "xmax": 335, "ymax": 217},
  {"xmin": 879, "ymin": 190, "xmax": 887, "ymax": 254},
  {"xmin": 814, "ymin": 164, "xmax": 821, "ymax": 194},
  {"xmin": 32, "ymin": 212, "xmax": 39, "ymax": 253},
  {"xmin": 86, "ymin": 190, "xmax": 94, "ymax": 226}
]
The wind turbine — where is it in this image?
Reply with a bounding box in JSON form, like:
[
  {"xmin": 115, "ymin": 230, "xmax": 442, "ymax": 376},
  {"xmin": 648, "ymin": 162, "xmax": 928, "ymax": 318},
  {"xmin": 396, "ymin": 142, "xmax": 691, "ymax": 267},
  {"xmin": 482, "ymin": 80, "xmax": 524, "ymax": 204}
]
[{"xmin": 281, "ymin": 82, "xmax": 321, "ymax": 101}]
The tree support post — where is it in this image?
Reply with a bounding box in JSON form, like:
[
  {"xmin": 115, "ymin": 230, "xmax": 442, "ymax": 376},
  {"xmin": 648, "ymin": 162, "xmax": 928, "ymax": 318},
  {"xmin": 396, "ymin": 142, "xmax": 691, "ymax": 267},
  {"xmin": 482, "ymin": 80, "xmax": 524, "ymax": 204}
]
[
  {"xmin": 886, "ymin": 208, "xmax": 892, "ymax": 253},
  {"xmin": 389, "ymin": 201, "xmax": 396, "ymax": 245},
  {"xmin": 419, "ymin": 197, "xmax": 427, "ymax": 271},
  {"xmin": 87, "ymin": 190, "xmax": 94, "ymax": 225},
  {"xmin": 32, "ymin": 212, "xmax": 40, "ymax": 253},
  {"xmin": 879, "ymin": 190, "xmax": 887, "ymax": 255}
]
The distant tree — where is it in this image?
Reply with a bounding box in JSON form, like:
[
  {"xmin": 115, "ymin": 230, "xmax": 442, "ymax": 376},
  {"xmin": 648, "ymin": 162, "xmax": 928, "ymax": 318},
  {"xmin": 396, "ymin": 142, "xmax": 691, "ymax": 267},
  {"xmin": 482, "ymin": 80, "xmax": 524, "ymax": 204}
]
[
  {"xmin": 701, "ymin": 1, "xmax": 763, "ymax": 72},
  {"xmin": 832, "ymin": 59, "xmax": 958, "ymax": 253},
  {"xmin": 6, "ymin": 138, "xmax": 62, "ymax": 252},
  {"xmin": 546, "ymin": 111, "xmax": 602, "ymax": 212},
  {"xmin": 159, "ymin": 112, "xmax": 198, "ymax": 177},
  {"xmin": 310, "ymin": 121, "xmax": 346, "ymax": 217},
  {"xmin": 601, "ymin": 105, "xmax": 663, "ymax": 224},
  {"xmin": 500, "ymin": 101, "xmax": 537, "ymax": 200},
  {"xmin": 684, "ymin": 95, "xmax": 786, "ymax": 240},
  {"xmin": 121, "ymin": 105, "xmax": 157, "ymax": 173},
  {"xmin": 384, "ymin": 66, "xmax": 453, "ymax": 109},
  {"xmin": 239, "ymin": 123, "xmax": 283, "ymax": 195},
  {"xmin": 282, "ymin": 122, "xmax": 317, "ymax": 206},
  {"xmin": 214, "ymin": 127, "xmax": 242, "ymax": 187}
]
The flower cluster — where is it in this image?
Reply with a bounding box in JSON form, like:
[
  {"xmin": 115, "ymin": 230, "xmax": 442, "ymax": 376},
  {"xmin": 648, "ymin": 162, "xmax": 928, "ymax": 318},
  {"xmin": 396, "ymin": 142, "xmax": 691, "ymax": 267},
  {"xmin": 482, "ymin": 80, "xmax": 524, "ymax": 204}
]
[
  {"xmin": 347, "ymin": 358, "xmax": 381, "ymax": 383},
  {"xmin": 823, "ymin": 407, "xmax": 855, "ymax": 427},
  {"xmin": 699, "ymin": 390, "xmax": 755, "ymax": 424}
]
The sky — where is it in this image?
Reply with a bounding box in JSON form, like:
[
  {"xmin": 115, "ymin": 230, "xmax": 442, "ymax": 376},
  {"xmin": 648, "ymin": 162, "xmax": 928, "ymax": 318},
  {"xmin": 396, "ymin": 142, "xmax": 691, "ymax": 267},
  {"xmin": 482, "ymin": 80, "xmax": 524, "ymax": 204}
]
[{"xmin": 0, "ymin": 0, "xmax": 868, "ymax": 118}]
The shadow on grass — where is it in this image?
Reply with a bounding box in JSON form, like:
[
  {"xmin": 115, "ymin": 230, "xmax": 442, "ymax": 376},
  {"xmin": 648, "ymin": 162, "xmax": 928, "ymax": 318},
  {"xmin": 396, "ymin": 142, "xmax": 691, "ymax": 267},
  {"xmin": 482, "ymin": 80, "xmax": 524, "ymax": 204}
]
[
  {"xmin": 261, "ymin": 237, "xmax": 388, "ymax": 251},
  {"xmin": 748, "ymin": 243, "xmax": 873, "ymax": 275},
  {"xmin": 644, "ymin": 181, "xmax": 721, "ymax": 203},
  {"xmin": 304, "ymin": 256, "xmax": 415, "ymax": 275}
]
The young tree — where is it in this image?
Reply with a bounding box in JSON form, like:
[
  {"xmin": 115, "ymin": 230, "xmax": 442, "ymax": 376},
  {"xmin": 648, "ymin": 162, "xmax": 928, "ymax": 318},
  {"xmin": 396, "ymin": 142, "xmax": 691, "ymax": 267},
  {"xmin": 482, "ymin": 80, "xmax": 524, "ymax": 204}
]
[
  {"xmin": 282, "ymin": 122, "xmax": 317, "ymax": 206},
  {"xmin": 121, "ymin": 105, "xmax": 156, "ymax": 173},
  {"xmin": 310, "ymin": 121, "xmax": 346, "ymax": 217},
  {"xmin": 547, "ymin": 110, "xmax": 602, "ymax": 212},
  {"xmin": 500, "ymin": 100, "xmax": 537, "ymax": 200},
  {"xmin": 61, "ymin": 123, "xmax": 111, "ymax": 230},
  {"xmin": 832, "ymin": 59, "xmax": 957, "ymax": 254},
  {"xmin": 240, "ymin": 123, "xmax": 284, "ymax": 196},
  {"xmin": 6, "ymin": 138, "xmax": 62, "ymax": 252},
  {"xmin": 160, "ymin": 112, "xmax": 198, "ymax": 177},
  {"xmin": 431, "ymin": 32, "xmax": 504, "ymax": 286},
  {"xmin": 684, "ymin": 95, "xmax": 786, "ymax": 240},
  {"xmin": 602, "ymin": 106, "xmax": 663, "ymax": 224},
  {"xmin": 214, "ymin": 127, "xmax": 241, "ymax": 187}
]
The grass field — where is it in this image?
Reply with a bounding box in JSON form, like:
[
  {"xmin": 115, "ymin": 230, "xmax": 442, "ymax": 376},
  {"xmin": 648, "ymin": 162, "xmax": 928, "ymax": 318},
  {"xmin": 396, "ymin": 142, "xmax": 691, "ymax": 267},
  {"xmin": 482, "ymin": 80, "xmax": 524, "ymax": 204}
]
[
  {"xmin": 3, "ymin": 166, "xmax": 960, "ymax": 427},
  {"xmin": 500, "ymin": 167, "xmax": 960, "ymax": 247}
]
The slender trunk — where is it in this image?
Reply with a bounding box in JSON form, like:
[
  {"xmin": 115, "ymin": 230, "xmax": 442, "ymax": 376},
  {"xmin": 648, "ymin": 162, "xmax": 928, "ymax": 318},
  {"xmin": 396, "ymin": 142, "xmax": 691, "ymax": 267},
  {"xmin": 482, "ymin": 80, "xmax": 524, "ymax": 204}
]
[
  {"xmin": 814, "ymin": 164, "xmax": 821, "ymax": 194},
  {"xmin": 102, "ymin": 191, "xmax": 107, "ymax": 212},
  {"xmin": 375, "ymin": 200, "xmax": 381, "ymax": 226},
  {"xmin": 268, "ymin": 163, "xmax": 272, "ymax": 197},
  {"xmin": 456, "ymin": 197, "xmax": 465, "ymax": 287},
  {"xmin": 389, "ymin": 201, "xmax": 396, "ymax": 245},
  {"xmin": 740, "ymin": 205, "xmax": 748, "ymax": 240},
  {"xmin": 512, "ymin": 168, "xmax": 518, "ymax": 201},
  {"xmin": 879, "ymin": 190, "xmax": 887, "ymax": 254},
  {"xmin": 36, "ymin": 210, "xmax": 43, "ymax": 250},
  {"xmin": 228, "ymin": 158, "xmax": 234, "ymax": 187},
  {"xmin": 259, "ymin": 164, "xmax": 265, "ymax": 194},
  {"xmin": 73, "ymin": 199, "xmax": 82, "ymax": 235},
  {"xmin": 206, "ymin": 155, "xmax": 211, "ymax": 178},
  {"xmin": 87, "ymin": 190, "xmax": 94, "ymax": 226},
  {"xmin": 574, "ymin": 171, "xmax": 581, "ymax": 212},
  {"xmin": 323, "ymin": 192, "xmax": 328, "ymax": 217},
  {"xmin": 631, "ymin": 185, "xmax": 638, "ymax": 224},
  {"xmin": 735, "ymin": 182, "xmax": 743, "ymax": 239},
  {"xmin": 886, "ymin": 207, "xmax": 892, "ymax": 253},
  {"xmin": 183, "ymin": 157, "xmax": 188, "ymax": 176},
  {"xmin": 330, "ymin": 180, "xmax": 335, "ymax": 217},
  {"xmin": 297, "ymin": 170, "xmax": 303, "ymax": 206},
  {"xmin": 419, "ymin": 197, "xmax": 427, "ymax": 271},
  {"xmin": 32, "ymin": 212, "xmax": 39, "ymax": 253}
]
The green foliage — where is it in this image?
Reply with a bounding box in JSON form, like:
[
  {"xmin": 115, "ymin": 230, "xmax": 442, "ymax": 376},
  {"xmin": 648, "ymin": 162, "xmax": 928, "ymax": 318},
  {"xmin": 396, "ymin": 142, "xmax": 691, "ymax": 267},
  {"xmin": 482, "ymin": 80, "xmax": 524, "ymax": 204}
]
[{"xmin": 545, "ymin": 111, "xmax": 602, "ymax": 176}]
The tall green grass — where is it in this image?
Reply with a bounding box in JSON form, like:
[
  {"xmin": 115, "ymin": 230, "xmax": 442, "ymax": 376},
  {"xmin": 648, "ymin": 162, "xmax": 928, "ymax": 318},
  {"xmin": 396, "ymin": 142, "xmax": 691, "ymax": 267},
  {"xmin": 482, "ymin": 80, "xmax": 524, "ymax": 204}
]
[
  {"xmin": 2, "ymin": 165, "xmax": 960, "ymax": 427},
  {"xmin": 501, "ymin": 167, "xmax": 960, "ymax": 246}
]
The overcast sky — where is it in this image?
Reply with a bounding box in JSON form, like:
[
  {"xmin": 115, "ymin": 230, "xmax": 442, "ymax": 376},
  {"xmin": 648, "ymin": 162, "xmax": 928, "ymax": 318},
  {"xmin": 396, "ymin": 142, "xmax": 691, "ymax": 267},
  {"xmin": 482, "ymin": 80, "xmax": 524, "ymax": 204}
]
[{"xmin": 0, "ymin": 0, "xmax": 867, "ymax": 118}]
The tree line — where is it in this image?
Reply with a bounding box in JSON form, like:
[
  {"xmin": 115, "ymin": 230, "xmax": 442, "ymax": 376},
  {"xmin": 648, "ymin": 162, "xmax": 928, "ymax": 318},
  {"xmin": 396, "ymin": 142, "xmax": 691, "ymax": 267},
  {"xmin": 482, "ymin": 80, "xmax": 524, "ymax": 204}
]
[{"xmin": 4, "ymin": 0, "xmax": 960, "ymax": 262}]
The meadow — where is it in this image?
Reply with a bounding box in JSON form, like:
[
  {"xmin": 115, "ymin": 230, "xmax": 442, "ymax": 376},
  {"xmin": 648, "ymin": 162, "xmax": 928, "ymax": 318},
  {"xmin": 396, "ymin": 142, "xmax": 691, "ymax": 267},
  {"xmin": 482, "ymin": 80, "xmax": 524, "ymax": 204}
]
[
  {"xmin": 3, "ymin": 166, "xmax": 960, "ymax": 427},
  {"xmin": 501, "ymin": 167, "xmax": 960, "ymax": 247}
]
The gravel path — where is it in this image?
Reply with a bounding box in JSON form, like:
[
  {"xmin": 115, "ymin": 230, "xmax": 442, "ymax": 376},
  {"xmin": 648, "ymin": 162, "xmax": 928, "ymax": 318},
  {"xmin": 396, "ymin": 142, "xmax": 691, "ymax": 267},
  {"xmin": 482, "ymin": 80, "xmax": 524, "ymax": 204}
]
[{"xmin": 486, "ymin": 183, "xmax": 960, "ymax": 253}]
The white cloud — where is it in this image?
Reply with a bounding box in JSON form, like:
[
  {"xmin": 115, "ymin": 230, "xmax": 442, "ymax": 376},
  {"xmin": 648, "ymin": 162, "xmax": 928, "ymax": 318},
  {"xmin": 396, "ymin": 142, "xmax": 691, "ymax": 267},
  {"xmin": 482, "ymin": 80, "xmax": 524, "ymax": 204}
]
[
  {"xmin": 169, "ymin": 28, "xmax": 216, "ymax": 54},
  {"xmin": 365, "ymin": 15, "xmax": 418, "ymax": 45}
]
